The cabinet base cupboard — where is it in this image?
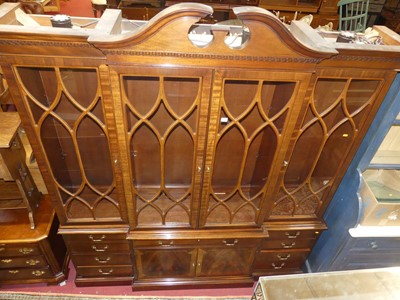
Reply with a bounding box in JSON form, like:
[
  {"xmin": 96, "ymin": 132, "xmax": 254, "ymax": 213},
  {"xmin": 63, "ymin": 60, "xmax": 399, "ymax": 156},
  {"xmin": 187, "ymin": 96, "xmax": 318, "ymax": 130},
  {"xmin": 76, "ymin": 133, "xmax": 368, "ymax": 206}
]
[{"xmin": 0, "ymin": 2, "xmax": 400, "ymax": 288}]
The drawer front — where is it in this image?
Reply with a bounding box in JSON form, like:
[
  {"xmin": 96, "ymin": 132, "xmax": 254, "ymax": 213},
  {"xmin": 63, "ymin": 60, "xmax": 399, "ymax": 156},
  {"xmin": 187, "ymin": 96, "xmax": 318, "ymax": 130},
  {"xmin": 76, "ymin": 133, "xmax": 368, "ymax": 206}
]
[
  {"xmin": 0, "ymin": 244, "xmax": 41, "ymax": 257},
  {"xmin": 63, "ymin": 233, "xmax": 127, "ymax": 243},
  {"xmin": 351, "ymin": 238, "xmax": 400, "ymax": 252},
  {"xmin": 198, "ymin": 238, "xmax": 261, "ymax": 247},
  {"xmin": 267, "ymin": 230, "xmax": 321, "ymax": 240},
  {"xmin": 261, "ymin": 238, "xmax": 316, "ymax": 250},
  {"xmin": 71, "ymin": 253, "xmax": 132, "ymax": 267},
  {"xmin": 0, "ymin": 267, "xmax": 51, "ymax": 280},
  {"xmin": 76, "ymin": 265, "xmax": 133, "ymax": 278},
  {"xmin": 133, "ymin": 239, "xmax": 197, "ymax": 248},
  {"xmin": 67, "ymin": 242, "xmax": 130, "ymax": 254},
  {"xmin": 253, "ymin": 250, "xmax": 309, "ymax": 270},
  {"xmin": 0, "ymin": 256, "xmax": 47, "ymax": 268}
]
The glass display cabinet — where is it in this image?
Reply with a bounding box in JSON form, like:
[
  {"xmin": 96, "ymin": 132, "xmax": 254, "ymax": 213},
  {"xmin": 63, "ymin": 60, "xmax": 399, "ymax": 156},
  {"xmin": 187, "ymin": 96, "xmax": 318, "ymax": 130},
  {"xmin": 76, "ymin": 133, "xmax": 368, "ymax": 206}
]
[{"xmin": 0, "ymin": 1, "xmax": 400, "ymax": 288}]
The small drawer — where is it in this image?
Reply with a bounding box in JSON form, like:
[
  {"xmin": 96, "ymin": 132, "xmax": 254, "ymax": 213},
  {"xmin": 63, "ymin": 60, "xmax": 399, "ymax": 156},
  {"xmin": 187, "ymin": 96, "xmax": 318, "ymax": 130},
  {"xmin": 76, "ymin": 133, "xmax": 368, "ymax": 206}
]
[
  {"xmin": 0, "ymin": 256, "xmax": 47, "ymax": 269},
  {"xmin": 63, "ymin": 233, "xmax": 127, "ymax": 243},
  {"xmin": 71, "ymin": 253, "xmax": 132, "ymax": 267},
  {"xmin": 133, "ymin": 239, "xmax": 197, "ymax": 248},
  {"xmin": 0, "ymin": 267, "xmax": 51, "ymax": 280},
  {"xmin": 67, "ymin": 242, "xmax": 130, "ymax": 254},
  {"xmin": 253, "ymin": 250, "xmax": 309, "ymax": 270},
  {"xmin": 267, "ymin": 230, "xmax": 321, "ymax": 240},
  {"xmin": 261, "ymin": 238, "xmax": 316, "ymax": 250},
  {"xmin": 0, "ymin": 244, "xmax": 41, "ymax": 257},
  {"xmin": 76, "ymin": 265, "xmax": 133, "ymax": 278},
  {"xmin": 351, "ymin": 238, "xmax": 400, "ymax": 252},
  {"xmin": 198, "ymin": 238, "xmax": 261, "ymax": 247}
]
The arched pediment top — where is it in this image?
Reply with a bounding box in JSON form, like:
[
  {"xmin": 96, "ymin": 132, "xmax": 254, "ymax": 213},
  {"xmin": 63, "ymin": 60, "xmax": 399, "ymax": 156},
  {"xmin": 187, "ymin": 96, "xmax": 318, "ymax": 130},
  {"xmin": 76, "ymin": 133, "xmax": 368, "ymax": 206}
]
[
  {"xmin": 89, "ymin": 3, "xmax": 213, "ymax": 48},
  {"xmin": 89, "ymin": 3, "xmax": 337, "ymax": 60}
]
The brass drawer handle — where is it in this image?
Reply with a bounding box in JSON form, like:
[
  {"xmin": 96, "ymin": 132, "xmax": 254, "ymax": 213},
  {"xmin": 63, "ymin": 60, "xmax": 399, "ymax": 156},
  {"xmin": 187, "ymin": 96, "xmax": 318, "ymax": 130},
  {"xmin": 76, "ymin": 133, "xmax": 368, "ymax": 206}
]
[
  {"xmin": 277, "ymin": 254, "xmax": 291, "ymax": 261},
  {"xmin": 0, "ymin": 247, "xmax": 5, "ymax": 252},
  {"xmin": 158, "ymin": 240, "xmax": 174, "ymax": 247},
  {"xmin": 32, "ymin": 270, "xmax": 45, "ymax": 276},
  {"xmin": 285, "ymin": 232, "xmax": 301, "ymax": 239},
  {"xmin": 272, "ymin": 262, "xmax": 285, "ymax": 270},
  {"xmin": 98, "ymin": 268, "xmax": 113, "ymax": 275},
  {"xmin": 92, "ymin": 245, "xmax": 108, "ymax": 252},
  {"xmin": 9, "ymin": 270, "xmax": 19, "ymax": 274},
  {"xmin": 19, "ymin": 248, "xmax": 34, "ymax": 254},
  {"xmin": 95, "ymin": 257, "xmax": 111, "ymax": 264},
  {"xmin": 89, "ymin": 235, "xmax": 106, "ymax": 242},
  {"xmin": 26, "ymin": 259, "xmax": 40, "ymax": 266},
  {"xmin": 223, "ymin": 239, "xmax": 238, "ymax": 246},
  {"xmin": 1, "ymin": 259, "xmax": 12, "ymax": 263},
  {"xmin": 281, "ymin": 242, "xmax": 295, "ymax": 249}
]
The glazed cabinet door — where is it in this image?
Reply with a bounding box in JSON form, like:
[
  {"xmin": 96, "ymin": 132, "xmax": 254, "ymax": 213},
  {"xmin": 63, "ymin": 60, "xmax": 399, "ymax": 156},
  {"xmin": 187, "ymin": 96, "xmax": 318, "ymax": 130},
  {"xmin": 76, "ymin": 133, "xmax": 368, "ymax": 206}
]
[
  {"xmin": 111, "ymin": 66, "xmax": 213, "ymax": 229},
  {"xmin": 268, "ymin": 69, "xmax": 390, "ymax": 219},
  {"xmin": 13, "ymin": 65, "xmax": 126, "ymax": 224},
  {"xmin": 199, "ymin": 69, "xmax": 311, "ymax": 227}
]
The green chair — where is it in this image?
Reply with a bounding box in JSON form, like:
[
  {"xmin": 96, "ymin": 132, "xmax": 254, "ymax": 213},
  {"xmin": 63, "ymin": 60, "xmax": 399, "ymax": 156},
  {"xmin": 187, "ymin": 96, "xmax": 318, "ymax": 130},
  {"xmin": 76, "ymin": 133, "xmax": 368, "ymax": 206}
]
[{"xmin": 337, "ymin": 0, "xmax": 369, "ymax": 32}]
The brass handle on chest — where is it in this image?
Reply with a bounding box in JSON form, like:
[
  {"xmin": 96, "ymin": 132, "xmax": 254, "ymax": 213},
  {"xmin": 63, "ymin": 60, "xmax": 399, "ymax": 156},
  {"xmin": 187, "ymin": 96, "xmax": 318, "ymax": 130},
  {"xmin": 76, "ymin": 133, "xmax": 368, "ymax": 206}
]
[
  {"xmin": 92, "ymin": 245, "xmax": 109, "ymax": 252},
  {"xmin": 95, "ymin": 257, "xmax": 111, "ymax": 263},
  {"xmin": 9, "ymin": 270, "xmax": 19, "ymax": 274},
  {"xmin": 26, "ymin": 259, "xmax": 40, "ymax": 266},
  {"xmin": 19, "ymin": 247, "xmax": 34, "ymax": 254},
  {"xmin": 32, "ymin": 270, "xmax": 45, "ymax": 276},
  {"xmin": 89, "ymin": 235, "xmax": 106, "ymax": 242},
  {"xmin": 223, "ymin": 239, "xmax": 238, "ymax": 246},
  {"xmin": 285, "ymin": 232, "xmax": 300, "ymax": 239},
  {"xmin": 281, "ymin": 242, "xmax": 295, "ymax": 249},
  {"xmin": 1, "ymin": 259, "xmax": 12, "ymax": 263},
  {"xmin": 272, "ymin": 262, "xmax": 285, "ymax": 269},
  {"xmin": 277, "ymin": 254, "xmax": 291, "ymax": 261},
  {"xmin": 98, "ymin": 268, "xmax": 113, "ymax": 275}
]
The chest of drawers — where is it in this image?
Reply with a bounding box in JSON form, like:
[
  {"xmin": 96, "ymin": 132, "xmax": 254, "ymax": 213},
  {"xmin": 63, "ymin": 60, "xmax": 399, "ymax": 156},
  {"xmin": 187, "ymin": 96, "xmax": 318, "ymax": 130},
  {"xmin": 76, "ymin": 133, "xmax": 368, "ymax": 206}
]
[{"xmin": 0, "ymin": 195, "xmax": 68, "ymax": 285}]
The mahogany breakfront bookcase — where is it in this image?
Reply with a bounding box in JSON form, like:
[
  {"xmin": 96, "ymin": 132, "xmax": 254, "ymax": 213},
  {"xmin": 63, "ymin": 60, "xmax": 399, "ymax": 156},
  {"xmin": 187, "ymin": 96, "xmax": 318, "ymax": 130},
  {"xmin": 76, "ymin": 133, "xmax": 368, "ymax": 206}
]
[{"xmin": 0, "ymin": 2, "xmax": 400, "ymax": 289}]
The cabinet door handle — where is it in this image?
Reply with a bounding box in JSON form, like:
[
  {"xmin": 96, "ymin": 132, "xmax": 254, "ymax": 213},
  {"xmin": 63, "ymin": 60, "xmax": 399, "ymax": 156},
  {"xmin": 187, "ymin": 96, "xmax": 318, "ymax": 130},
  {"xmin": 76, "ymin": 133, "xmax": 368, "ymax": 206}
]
[
  {"xmin": 95, "ymin": 257, "xmax": 111, "ymax": 264},
  {"xmin": 98, "ymin": 268, "xmax": 113, "ymax": 275},
  {"xmin": 223, "ymin": 239, "xmax": 238, "ymax": 246},
  {"xmin": 89, "ymin": 235, "xmax": 106, "ymax": 242},
  {"xmin": 9, "ymin": 270, "xmax": 19, "ymax": 274},
  {"xmin": 272, "ymin": 262, "xmax": 285, "ymax": 269},
  {"xmin": 277, "ymin": 254, "xmax": 291, "ymax": 261},
  {"xmin": 285, "ymin": 232, "xmax": 301, "ymax": 239},
  {"xmin": 92, "ymin": 245, "xmax": 108, "ymax": 252},
  {"xmin": 281, "ymin": 242, "xmax": 295, "ymax": 249}
]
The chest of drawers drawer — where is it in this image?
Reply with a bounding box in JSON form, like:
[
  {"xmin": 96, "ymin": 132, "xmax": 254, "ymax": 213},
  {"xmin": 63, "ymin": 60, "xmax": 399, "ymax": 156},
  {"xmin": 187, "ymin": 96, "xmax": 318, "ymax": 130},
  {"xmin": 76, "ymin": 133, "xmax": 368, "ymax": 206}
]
[
  {"xmin": 0, "ymin": 255, "xmax": 47, "ymax": 268},
  {"xmin": 0, "ymin": 266, "xmax": 52, "ymax": 280},
  {"xmin": 76, "ymin": 265, "xmax": 133, "ymax": 278},
  {"xmin": 0, "ymin": 244, "xmax": 41, "ymax": 257},
  {"xmin": 63, "ymin": 233, "xmax": 127, "ymax": 244},
  {"xmin": 67, "ymin": 242, "xmax": 130, "ymax": 254},
  {"xmin": 71, "ymin": 253, "xmax": 132, "ymax": 266}
]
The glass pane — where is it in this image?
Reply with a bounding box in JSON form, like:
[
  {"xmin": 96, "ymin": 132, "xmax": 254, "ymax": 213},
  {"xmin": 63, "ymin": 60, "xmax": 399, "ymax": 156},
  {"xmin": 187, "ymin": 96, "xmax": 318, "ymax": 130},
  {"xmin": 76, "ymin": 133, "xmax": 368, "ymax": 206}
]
[
  {"xmin": 77, "ymin": 116, "xmax": 113, "ymax": 192},
  {"xmin": 164, "ymin": 77, "xmax": 199, "ymax": 116},
  {"xmin": 123, "ymin": 76, "xmax": 159, "ymax": 116},
  {"xmin": 261, "ymin": 81, "xmax": 295, "ymax": 117},
  {"xmin": 212, "ymin": 126, "xmax": 245, "ymax": 195},
  {"xmin": 371, "ymin": 126, "xmax": 400, "ymax": 165},
  {"xmin": 60, "ymin": 68, "xmax": 98, "ymax": 108},
  {"xmin": 314, "ymin": 78, "xmax": 347, "ymax": 114},
  {"xmin": 224, "ymin": 80, "xmax": 258, "ymax": 118},
  {"xmin": 363, "ymin": 169, "xmax": 400, "ymax": 202}
]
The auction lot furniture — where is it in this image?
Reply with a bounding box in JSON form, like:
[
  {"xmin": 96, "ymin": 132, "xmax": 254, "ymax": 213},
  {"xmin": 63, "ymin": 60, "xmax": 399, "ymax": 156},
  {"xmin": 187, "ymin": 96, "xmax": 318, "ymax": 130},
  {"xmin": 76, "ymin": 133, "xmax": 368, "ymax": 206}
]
[
  {"xmin": 0, "ymin": 2, "xmax": 400, "ymax": 289},
  {"xmin": 0, "ymin": 195, "xmax": 68, "ymax": 285}
]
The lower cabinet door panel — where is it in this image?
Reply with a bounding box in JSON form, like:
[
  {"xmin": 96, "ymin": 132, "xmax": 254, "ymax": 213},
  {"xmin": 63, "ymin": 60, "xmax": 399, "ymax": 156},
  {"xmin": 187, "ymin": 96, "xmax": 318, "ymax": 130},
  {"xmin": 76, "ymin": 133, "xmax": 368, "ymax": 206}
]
[
  {"xmin": 135, "ymin": 249, "xmax": 197, "ymax": 279},
  {"xmin": 196, "ymin": 247, "xmax": 255, "ymax": 277}
]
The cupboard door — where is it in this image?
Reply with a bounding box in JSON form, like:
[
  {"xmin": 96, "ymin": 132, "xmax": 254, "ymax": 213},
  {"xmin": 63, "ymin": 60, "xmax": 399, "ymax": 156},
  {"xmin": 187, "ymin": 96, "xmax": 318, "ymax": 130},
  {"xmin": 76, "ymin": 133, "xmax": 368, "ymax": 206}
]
[
  {"xmin": 200, "ymin": 70, "xmax": 310, "ymax": 227},
  {"xmin": 135, "ymin": 248, "xmax": 197, "ymax": 279},
  {"xmin": 270, "ymin": 73, "xmax": 384, "ymax": 218},
  {"xmin": 14, "ymin": 66, "xmax": 124, "ymax": 223},
  {"xmin": 117, "ymin": 67, "xmax": 212, "ymax": 229},
  {"xmin": 196, "ymin": 247, "xmax": 255, "ymax": 277}
]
